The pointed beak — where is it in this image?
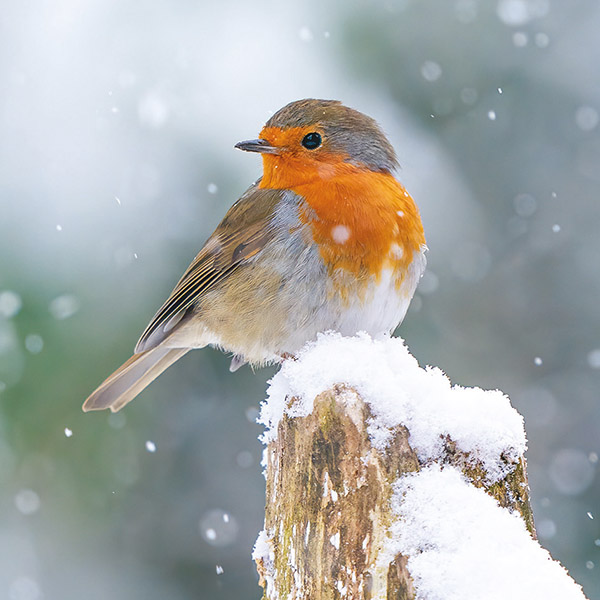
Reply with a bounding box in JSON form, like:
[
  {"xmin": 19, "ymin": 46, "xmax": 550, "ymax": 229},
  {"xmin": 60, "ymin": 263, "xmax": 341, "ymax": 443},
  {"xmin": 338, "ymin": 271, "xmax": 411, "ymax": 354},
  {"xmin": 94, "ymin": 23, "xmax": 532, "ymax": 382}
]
[{"xmin": 234, "ymin": 138, "xmax": 279, "ymax": 154}]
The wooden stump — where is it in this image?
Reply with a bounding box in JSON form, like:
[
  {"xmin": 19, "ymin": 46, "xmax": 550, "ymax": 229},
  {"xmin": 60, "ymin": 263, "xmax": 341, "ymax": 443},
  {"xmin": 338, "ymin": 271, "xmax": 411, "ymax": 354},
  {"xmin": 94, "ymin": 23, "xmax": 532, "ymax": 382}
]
[{"xmin": 255, "ymin": 384, "xmax": 535, "ymax": 600}]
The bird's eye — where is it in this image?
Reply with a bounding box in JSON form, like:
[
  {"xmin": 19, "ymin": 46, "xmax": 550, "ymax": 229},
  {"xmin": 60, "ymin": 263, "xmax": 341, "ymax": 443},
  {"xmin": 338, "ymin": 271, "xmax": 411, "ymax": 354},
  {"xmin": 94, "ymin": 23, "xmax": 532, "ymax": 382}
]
[{"xmin": 301, "ymin": 132, "xmax": 322, "ymax": 150}]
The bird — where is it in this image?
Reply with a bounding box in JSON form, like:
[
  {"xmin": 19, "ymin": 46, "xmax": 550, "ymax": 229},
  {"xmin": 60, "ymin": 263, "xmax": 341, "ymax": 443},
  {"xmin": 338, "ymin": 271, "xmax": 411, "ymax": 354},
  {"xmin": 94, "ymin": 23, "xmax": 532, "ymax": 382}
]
[{"xmin": 83, "ymin": 99, "xmax": 427, "ymax": 413}]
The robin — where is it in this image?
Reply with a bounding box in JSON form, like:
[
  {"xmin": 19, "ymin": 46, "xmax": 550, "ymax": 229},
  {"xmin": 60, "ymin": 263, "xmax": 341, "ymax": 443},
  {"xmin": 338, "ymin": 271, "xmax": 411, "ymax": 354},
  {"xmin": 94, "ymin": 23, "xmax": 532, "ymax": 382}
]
[{"xmin": 83, "ymin": 99, "xmax": 426, "ymax": 412}]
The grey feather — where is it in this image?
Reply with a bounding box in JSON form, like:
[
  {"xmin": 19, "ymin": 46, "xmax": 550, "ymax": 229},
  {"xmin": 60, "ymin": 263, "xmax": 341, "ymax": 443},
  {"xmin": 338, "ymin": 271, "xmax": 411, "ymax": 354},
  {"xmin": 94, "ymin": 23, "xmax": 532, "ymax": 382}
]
[{"xmin": 83, "ymin": 347, "xmax": 189, "ymax": 412}]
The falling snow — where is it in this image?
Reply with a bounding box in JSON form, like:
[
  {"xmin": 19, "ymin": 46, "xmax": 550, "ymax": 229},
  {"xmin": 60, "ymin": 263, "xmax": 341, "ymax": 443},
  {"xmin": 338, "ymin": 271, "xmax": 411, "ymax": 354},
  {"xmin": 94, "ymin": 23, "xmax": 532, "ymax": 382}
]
[
  {"xmin": 0, "ymin": 291, "xmax": 22, "ymax": 319},
  {"xmin": 331, "ymin": 225, "xmax": 351, "ymax": 244},
  {"xmin": 587, "ymin": 349, "xmax": 600, "ymax": 369},
  {"xmin": 549, "ymin": 449, "xmax": 594, "ymax": 496},
  {"xmin": 496, "ymin": 0, "xmax": 549, "ymax": 27},
  {"xmin": 513, "ymin": 32, "xmax": 528, "ymax": 47},
  {"xmin": 421, "ymin": 60, "xmax": 442, "ymax": 82},
  {"xmin": 25, "ymin": 334, "xmax": 44, "ymax": 354},
  {"xmin": 138, "ymin": 92, "xmax": 169, "ymax": 128},
  {"xmin": 15, "ymin": 489, "xmax": 41, "ymax": 515},
  {"xmin": 513, "ymin": 193, "xmax": 537, "ymax": 217},
  {"xmin": 575, "ymin": 106, "xmax": 599, "ymax": 132},
  {"xmin": 200, "ymin": 509, "xmax": 239, "ymax": 547},
  {"xmin": 49, "ymin": 294, "xmax": 80, "ymax": 320},
  {"xmin": 299, "ymin": 27, "xmax": 313, "ymax": 42}
]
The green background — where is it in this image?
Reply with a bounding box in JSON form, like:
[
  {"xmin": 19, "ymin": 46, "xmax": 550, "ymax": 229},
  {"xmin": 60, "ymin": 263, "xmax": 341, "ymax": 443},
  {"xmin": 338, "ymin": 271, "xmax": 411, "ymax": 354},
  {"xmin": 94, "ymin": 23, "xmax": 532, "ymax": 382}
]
[{"xmin": 1, "ymin": 1, "xmax": 599, "ymax": 598}]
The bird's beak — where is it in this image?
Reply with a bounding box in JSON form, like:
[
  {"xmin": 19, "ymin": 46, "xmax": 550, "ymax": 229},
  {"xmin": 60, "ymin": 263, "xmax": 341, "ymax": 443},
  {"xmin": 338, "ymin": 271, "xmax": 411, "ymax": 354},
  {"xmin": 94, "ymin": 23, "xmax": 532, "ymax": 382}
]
[{"xmin": 235, "ymin": 138, "xmax": 279, "ymax": 154}]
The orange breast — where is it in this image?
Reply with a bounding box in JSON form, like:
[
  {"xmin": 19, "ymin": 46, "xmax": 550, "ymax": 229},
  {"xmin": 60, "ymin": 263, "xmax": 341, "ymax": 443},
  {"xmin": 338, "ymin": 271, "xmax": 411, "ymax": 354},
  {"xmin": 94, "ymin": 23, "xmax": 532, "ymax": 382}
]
[{"xmin": 260, "ymin": 156, "xmax": 425, "ymax": 285}]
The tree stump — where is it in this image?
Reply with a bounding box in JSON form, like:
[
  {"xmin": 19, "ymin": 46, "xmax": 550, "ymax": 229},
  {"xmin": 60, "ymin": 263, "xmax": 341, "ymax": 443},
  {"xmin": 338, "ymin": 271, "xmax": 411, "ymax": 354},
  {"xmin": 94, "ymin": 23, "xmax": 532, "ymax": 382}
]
[{"xmin": 254, "ymin": 384, "xmax": 535, "ymax": 600}]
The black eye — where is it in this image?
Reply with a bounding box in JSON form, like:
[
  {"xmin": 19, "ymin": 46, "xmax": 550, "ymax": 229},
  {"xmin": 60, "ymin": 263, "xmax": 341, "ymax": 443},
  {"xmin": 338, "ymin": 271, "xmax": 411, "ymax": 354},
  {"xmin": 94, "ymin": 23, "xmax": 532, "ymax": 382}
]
[{"xmin": 301, "ymin": 132, "xmax": 322, "ymax": 150}]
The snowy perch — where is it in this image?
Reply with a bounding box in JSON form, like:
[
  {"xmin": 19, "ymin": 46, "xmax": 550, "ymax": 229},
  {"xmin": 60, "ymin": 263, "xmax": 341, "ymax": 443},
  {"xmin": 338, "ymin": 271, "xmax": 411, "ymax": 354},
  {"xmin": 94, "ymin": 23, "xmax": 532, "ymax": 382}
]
[{"xmin": 253, "ymin": 333, "xmax": 587, "ymax": 600}]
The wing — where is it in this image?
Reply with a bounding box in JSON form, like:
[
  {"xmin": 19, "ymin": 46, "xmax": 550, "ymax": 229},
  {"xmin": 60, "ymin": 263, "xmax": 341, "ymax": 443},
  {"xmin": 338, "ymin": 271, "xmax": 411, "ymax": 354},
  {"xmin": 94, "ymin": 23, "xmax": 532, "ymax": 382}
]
[{"xmin": 135, "ymin": 182, "xmax": 284, "ymax": 353}]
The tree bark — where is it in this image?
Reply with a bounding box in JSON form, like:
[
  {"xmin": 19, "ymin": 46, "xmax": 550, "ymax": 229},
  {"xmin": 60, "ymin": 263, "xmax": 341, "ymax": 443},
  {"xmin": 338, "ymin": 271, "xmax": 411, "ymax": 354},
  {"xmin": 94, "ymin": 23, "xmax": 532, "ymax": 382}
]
[{"xmin": 255, "ymin": 384, "xmax": 535, "ymax": 600}]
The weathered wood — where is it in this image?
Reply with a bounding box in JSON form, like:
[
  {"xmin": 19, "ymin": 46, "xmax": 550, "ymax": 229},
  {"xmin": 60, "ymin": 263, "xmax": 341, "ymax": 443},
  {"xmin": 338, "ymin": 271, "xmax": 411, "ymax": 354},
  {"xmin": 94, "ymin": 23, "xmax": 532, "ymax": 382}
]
[{"xmin": 255, "ymin": 384, "xmax": 535, "ymax": 600}]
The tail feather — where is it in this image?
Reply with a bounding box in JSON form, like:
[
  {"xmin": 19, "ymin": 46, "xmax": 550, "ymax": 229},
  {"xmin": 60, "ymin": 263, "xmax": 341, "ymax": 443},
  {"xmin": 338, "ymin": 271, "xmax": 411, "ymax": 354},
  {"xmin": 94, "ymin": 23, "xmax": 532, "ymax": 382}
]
[{"xmin": 82, "ymin": 347, "xmax": 189, "ymax": 413}]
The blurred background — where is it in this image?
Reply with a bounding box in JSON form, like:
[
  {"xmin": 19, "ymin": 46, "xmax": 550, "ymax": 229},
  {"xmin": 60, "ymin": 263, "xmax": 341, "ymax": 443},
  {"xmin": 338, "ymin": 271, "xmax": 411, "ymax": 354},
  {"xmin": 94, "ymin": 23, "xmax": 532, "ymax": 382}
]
[{"xmin": 1, "ymin": 0, "xmax": 599, "ymax": 598}]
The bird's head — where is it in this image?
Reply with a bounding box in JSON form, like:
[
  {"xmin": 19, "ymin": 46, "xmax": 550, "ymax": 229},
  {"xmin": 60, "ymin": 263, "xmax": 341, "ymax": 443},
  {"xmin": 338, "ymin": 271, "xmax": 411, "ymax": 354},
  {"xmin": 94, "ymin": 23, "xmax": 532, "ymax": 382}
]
[{"xmin": 235, "ymin": 99, "xmax": 398, "ymax": 188}]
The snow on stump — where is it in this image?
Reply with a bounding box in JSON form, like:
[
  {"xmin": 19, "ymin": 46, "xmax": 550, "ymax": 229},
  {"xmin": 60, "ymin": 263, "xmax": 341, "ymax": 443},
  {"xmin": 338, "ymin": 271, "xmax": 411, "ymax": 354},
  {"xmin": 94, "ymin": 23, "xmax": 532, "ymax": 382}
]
[{"xmin": 253, "ymin": 333, "xmax": 587, "ymax": 600}]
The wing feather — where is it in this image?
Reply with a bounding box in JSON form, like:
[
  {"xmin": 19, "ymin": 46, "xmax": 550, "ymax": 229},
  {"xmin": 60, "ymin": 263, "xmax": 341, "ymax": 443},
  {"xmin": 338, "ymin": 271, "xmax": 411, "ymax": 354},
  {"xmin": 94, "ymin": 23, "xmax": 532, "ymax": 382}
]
[{"xmin": 135, "ymin": 184, "xmax": 284, "ymax": 353}]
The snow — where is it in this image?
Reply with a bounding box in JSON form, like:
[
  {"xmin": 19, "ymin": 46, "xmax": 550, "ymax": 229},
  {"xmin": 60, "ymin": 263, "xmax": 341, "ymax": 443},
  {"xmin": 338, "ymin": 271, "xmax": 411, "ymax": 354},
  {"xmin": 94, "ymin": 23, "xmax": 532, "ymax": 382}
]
[
  {"xmin": 253, "ymin": 530, "xmax": 271, "ymax": 561},
  {"xmin": 25, "ymin": 334, "xmax": 44, "ymax": 354},
  {"xmin": 260, "ymin": 333, "xmax": 526, "ymax": 482},
  {"xmin": 536, "ymin": 518, "xmax": 557, "ymax": 540},
  {"xmin": 513, "ymin": 193, "xmax": 537, "ymax": 217},
  {"xmin": 200, "ymin": 509, "xmax": 239, "ymax": 547},
  {"xmin": 587, "ymin": 349, "xmax": 600, "ymax": 369},
  {"xmin": 48, "ymin": 294, "xmax": 80, "ymax": 320},
  {"xmin": 421, "ymin": 61, "xmax": 442, "ymax": 82},
  {"xmin": 329, "ymin": 532, "xmax": 340, "ymax": 550},
  {"xmin": 0, "ymin": 291, "xmax": 22, "ymax": 318},
  {"xmin": 575, "ymin": 106, "xmax": 599, "ymax": 132},
  {"xmin": 298, "ymin": 26, "xmax": 313, "ymax": 42},
  {"xmin": 549, "ymin": 448, "xmax": 594, "ymax": 495},
  {"xmin": 496, "ymin": 0, "xmax": 549, "ymax": 27},
  {"xmin": 384, "ymin": 465, "xmax": 586, "ymax": 600},
  {"xmin": 512, "ymin": 31, "xmax": 528, "ymax": 47},
  {"xmin": 331, "ymin": 224, "xmax": 351, "ymax": 244},
  {"xmin": 253, "ymin": 529, "xmax": 276, "ymax": 595},
  {"xmin": 15, "ymin": 489, "xmax": 41, "ymax": 515},
  {"xmin": 257, "ymin": 333, "xmax": 588, "ymax": 599}
]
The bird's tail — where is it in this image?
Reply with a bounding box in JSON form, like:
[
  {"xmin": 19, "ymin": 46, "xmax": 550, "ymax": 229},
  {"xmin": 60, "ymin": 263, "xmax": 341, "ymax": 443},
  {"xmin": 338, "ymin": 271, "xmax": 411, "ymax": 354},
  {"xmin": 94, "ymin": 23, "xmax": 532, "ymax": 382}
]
[{"xmin": 82, "ymin": 346, "xmax": 189, "ymax": 413}]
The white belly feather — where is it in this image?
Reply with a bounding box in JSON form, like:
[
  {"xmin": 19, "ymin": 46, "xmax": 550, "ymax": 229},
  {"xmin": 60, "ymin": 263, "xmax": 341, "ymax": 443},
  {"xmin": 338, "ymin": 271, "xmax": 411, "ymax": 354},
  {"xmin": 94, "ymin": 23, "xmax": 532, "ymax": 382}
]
[{"xmin": 331, "ymin": 247, "xmax": 427, "ymax": 338}]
